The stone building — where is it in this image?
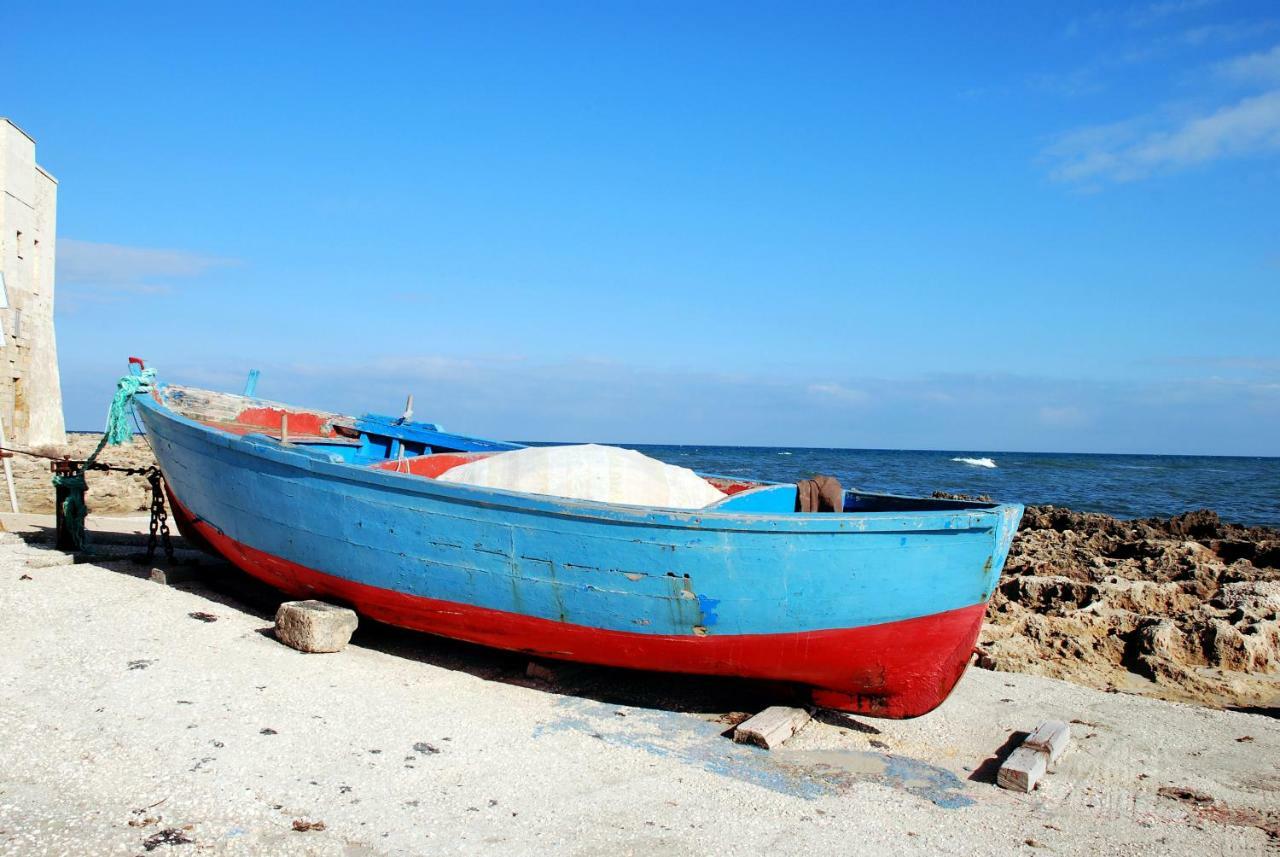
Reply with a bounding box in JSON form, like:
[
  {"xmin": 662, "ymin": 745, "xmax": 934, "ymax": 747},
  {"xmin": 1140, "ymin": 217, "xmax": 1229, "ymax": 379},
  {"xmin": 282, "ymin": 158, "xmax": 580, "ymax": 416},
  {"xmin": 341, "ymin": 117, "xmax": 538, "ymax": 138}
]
[{"xmin": 0, "ymin": 118, "xmax": 65, "ymax": 448}]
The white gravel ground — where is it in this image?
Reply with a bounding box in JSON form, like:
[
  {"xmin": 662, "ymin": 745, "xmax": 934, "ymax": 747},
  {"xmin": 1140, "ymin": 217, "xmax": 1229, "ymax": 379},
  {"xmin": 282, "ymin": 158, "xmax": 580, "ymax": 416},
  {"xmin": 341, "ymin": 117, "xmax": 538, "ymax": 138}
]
[{"xmin": 0, "ymin": 518, "xmax": 1277, "ymax": 856}]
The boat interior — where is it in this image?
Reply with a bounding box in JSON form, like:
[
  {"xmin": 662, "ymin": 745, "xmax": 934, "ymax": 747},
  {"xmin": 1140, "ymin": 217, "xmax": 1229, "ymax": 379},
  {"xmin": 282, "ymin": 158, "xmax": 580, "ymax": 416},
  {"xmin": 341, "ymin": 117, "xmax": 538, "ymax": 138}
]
[{"xmin": 156, "ymin": 384, "xmax": 1000, "ymax": 515}]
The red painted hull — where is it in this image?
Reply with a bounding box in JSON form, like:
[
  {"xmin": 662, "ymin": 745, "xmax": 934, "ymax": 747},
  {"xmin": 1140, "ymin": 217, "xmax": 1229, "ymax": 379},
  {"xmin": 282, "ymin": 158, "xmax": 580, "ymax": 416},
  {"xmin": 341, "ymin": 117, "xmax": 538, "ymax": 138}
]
[{"xmin": 173, "ymin": 498, "xmax": 984, "ymax": 718}]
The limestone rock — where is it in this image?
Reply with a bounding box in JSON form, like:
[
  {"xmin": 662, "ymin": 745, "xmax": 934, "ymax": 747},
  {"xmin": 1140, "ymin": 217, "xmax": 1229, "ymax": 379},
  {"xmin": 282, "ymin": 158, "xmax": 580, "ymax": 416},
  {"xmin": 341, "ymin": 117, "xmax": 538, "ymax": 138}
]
[
  {"xmin": 983, "ymin": 504, "xmax": 1280, "ymax": 710},
  {"xmin": 274, "ymin": 600, "xmax": 358, "ymax": 653},
  {"xmin": 1214, "ymin": 581, "xmax": 1280, "ymax": 618},
  {"xmin": 1134, "ymin": 619, "xmax": 1187, "ymax": 663}
]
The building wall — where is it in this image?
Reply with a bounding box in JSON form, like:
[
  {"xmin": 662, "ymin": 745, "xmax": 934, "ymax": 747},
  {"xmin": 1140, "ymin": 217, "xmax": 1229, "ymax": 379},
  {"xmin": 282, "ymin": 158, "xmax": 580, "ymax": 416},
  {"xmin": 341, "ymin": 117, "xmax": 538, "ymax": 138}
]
[{"xmin": 0, "ymin": 118, "xmax": 66, "ymax": 448}]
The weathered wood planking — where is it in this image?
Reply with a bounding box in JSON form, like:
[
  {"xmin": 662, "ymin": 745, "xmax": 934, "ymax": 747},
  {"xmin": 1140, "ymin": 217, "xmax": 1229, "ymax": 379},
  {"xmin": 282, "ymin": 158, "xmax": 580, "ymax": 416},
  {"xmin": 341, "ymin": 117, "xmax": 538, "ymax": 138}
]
[
  {"xmin": 526, "ymin": 659, "xmax": 591, "ymax": 684},
  {"xmin": 997, "ymin": 745, "xmax": 1048, "ymax": 793},
  {"xmin": 1024, "ymin": 720, "xmax": 1071, "ymax": 764},
  {"xmin": 733, "ymin": 707, "xmax": 812, "ymax": 749},
  {"xmin": 997, "ymin": 720, "xmax": 1071, "ymax": 792}
]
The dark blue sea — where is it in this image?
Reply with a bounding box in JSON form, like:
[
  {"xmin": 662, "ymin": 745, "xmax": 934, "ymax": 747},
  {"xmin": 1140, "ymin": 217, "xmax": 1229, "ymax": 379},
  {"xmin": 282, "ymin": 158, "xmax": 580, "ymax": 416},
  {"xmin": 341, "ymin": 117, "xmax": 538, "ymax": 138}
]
[{"xmin": 617, "ymin": 446, "xmax": 1280, "ymax": 529}]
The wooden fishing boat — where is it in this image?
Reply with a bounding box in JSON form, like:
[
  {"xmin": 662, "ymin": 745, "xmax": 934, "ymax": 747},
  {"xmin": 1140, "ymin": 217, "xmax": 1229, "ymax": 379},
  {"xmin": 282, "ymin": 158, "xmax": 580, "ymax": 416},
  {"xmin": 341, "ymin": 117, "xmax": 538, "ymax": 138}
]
[{"xmin": 135, "ymin": 378, "xmax": 1023, "ymax": 718}]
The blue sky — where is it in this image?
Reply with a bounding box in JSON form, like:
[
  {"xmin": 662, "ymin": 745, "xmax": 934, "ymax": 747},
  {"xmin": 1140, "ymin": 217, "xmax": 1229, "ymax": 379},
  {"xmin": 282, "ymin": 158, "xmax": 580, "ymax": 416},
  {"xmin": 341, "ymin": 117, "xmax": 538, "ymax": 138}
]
[{"xmin": 4, "ymin": 0, "xmax": 1279, "ymax": 454}]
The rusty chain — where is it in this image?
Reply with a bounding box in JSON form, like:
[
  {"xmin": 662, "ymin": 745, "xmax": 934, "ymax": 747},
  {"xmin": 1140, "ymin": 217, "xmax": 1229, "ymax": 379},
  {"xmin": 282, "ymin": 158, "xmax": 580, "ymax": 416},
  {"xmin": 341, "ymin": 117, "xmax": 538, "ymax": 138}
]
[{"xmin": 145, "ymin": 467, "xmax": 175, "ymax": 564}]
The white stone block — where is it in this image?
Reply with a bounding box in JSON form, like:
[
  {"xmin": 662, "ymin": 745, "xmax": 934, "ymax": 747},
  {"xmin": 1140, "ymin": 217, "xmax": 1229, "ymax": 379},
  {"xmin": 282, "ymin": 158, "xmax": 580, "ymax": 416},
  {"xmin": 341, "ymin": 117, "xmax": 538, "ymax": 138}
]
[{"xmin": 274, "ymin": 600, "xmax": 358, "ymax": 653}]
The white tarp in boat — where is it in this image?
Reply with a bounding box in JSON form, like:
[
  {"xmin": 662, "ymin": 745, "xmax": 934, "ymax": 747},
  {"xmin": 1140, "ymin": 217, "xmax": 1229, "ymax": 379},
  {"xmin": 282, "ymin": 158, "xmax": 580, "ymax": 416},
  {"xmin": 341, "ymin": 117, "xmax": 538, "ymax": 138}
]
[{"xmin": 436, "ymin": 444, "xmax": 728, "ymax": 509}]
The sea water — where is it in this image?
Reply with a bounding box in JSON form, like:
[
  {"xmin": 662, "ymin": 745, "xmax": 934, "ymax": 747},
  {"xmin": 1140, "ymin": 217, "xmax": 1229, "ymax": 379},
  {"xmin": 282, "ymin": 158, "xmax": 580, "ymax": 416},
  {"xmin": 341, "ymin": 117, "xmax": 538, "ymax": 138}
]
[{"xmin": 622, "ymin": 445, "xmax": 1280, "ymax": 529}]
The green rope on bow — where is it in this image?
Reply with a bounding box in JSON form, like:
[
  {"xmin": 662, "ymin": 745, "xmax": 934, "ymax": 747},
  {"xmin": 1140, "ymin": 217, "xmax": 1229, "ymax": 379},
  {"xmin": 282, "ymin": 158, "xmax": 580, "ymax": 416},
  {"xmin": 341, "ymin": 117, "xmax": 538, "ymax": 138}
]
[
  {"xmin": 56, "ymin": 367, "xmax": 157, "ymax": 551},
  {"xmin": 85, "ymin": 367, "xmax": 157, "ymax": 468}
]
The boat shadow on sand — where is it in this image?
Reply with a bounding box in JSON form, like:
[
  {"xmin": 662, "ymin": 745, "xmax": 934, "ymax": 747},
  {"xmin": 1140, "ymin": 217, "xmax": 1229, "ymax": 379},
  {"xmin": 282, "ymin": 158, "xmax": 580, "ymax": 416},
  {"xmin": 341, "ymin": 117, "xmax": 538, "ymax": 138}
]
[
  {"xmin": 27, "ymin": 526, "xmax": 976, "ymax": 809},
  {"xmin": 37, "ymin": 524, "xmax": 815, "ymax": 715}
]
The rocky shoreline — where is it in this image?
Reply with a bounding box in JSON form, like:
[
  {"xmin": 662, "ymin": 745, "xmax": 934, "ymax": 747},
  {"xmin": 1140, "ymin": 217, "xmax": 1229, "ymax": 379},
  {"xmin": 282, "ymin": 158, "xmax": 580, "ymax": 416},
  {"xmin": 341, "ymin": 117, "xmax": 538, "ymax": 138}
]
[
  {"xmin": 11, "ymin": 436, "xmax": 1278, "ymax": 712},
  {"xmin": 979, "ymin": 505, "xmax": 1280, "ymax": 712}
]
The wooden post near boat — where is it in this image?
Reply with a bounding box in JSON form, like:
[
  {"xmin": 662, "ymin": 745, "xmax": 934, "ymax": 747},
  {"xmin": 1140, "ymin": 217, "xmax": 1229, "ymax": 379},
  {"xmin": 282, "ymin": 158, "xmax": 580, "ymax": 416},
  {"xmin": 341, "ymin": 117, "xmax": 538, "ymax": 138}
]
[
  {"xmin": 50, "ymin": 457, "xmax": 83, "ymax": 551},
  {"xmin": 1024, "ymin": 720, "xmax": 1071, "ymax": 763},
  {"xmin": 0, "ymin": 414, "xmax": 19, "ymax": 513},
  {"xmin": 997, "ymin": 746, "xmax": 1047, "ymax": 792},
  {"xmin": 997, "ymin": 720, "xmax": 1071, "ymax": 792}
]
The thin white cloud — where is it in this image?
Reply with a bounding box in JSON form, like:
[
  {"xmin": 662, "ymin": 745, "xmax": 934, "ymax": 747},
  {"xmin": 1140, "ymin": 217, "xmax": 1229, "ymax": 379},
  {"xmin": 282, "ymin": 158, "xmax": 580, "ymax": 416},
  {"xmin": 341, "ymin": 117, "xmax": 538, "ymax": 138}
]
[
  {"xmin": 807, "ymin": 383, "xmax": 870, "ymax": 405},
  {"xmin": 1027, "ymin": 67, "xmax": 1106, "ymax": 98},
  {"xmin": 1121, "ymin": 20, "xmax": 1280, "ymax": 63},
  {"xmin": 1038, "ymin": 405, "xmax": 1088, "ymax": 427},
  {"xmin": 1216, "ymin": 42, "xmax": 1280, "ymax": 83},
  {"xmin": 1152, "ymin": 355, "xmax": 1280, "ymax": 372},
  {"xmin": 1032, "ymin": 23, "xmax": 1279, "ymax": 100},
  {"xmin": 80, "ymin": 357, "xmax": 1273, "ymax": 453},
  {"xmin": 1047, "ymin": 88, "xmax": 1280, "ymax": 183},
  {"xmin": 1131, "ymin": 0, "xmax": 1220, "ymax": 27},
  {"xmin": 284, "ymin": 355, "xmax": 483, "ymax": 382},
  {"xmin": 1066, "ymin": 0, "xmax": 1221, "ymax": 37},
  {"xmin": 58, "ymin": 238, "xmax": 237, "ymax": 294}
]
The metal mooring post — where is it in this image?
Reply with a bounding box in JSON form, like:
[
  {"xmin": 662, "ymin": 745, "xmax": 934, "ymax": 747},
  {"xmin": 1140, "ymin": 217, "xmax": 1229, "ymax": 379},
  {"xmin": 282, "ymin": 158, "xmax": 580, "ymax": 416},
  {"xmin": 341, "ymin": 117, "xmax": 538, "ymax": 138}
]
[{"xmin": 51, "ymin": 457, "xmax": 85, "ymax": 551}]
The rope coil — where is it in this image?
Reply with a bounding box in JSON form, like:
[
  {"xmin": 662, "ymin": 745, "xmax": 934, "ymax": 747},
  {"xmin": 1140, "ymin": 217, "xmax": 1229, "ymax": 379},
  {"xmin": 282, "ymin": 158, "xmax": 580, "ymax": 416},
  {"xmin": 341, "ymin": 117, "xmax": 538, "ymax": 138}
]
[
  {"xmin": 54, "ymin": 366, "xmax": 158, "ymax": 551},
  {"xmin": 51, "ymin": 472, "xmax": 88, "ymax": 551}
]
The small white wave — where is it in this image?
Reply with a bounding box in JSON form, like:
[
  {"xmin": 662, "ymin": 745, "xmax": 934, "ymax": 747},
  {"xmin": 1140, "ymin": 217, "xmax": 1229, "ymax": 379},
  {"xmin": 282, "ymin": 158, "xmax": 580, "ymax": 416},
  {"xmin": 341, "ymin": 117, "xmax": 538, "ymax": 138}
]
[
  {"xmin": 778, "ymin": 451, "xmax": 793, "ymax": 456},
  {"xmin": 952, "ymin": 456, "xmax": 997, "ymax": 469}
]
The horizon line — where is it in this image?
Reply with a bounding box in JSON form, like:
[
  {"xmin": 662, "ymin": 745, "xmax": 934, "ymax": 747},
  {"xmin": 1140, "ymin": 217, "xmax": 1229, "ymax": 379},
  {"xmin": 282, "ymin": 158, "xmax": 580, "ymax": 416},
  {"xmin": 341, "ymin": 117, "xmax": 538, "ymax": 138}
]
[{"xmin": 65, "ymin": 428, "xmax": 1279, "ymax": 460}]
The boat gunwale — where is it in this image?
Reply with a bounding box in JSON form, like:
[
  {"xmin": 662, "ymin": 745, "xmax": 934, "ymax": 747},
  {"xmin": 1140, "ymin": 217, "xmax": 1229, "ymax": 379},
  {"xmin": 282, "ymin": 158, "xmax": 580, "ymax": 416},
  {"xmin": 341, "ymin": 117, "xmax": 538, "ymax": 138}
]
[{"xmin": 137, "ymin": 385, "xmax": 1022, "ymax": 535}]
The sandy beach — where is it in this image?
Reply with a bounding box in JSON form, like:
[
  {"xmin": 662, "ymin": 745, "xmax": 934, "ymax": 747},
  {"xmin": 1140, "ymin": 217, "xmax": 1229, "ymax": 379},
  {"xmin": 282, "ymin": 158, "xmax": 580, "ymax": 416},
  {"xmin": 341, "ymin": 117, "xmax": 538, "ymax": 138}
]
[
  {"xmin": 0, "ymin": 506, "xmax": 1277, "ymax": 855},
  {"xmin": 2, "ymin": 441, "xmax": 1278, "ymax": 854}
]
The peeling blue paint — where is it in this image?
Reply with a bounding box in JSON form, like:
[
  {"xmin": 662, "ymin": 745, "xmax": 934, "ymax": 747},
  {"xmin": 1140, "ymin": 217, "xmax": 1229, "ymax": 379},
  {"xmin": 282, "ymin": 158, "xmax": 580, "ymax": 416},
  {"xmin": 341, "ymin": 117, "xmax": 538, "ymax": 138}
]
[{"xmin": 696, "ymin": 593, "xmax": 721, "ymax": 627}]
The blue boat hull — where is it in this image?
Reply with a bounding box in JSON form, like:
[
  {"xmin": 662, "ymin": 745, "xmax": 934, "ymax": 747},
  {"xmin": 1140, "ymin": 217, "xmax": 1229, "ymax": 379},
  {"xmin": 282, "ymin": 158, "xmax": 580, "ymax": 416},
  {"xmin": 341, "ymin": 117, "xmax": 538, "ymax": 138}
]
[{"xmin": 136, "ymin": 385, "xmax": 1022, "ymax": 717}]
